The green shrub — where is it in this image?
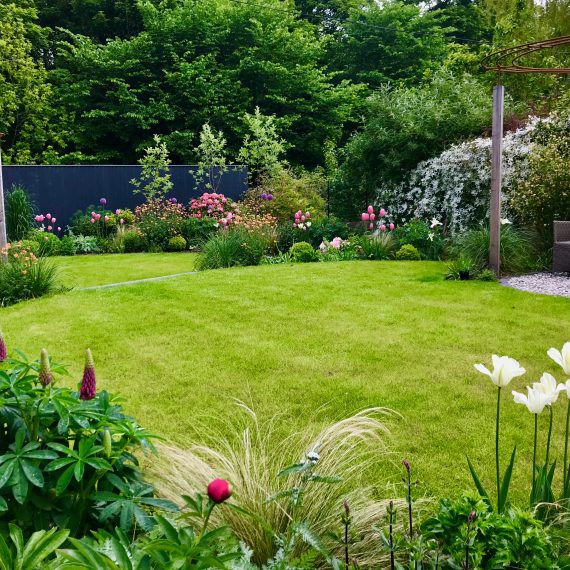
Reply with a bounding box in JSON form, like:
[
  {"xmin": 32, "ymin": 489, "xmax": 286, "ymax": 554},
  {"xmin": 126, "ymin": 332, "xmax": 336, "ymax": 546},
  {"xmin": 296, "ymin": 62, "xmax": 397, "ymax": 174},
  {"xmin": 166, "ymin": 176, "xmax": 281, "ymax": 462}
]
[
  {"xmin": 289, "ymin": 241, "xmax": 318, "ymax": 263},
  {"xmin": 167, "ymin": 235, "xmax": 187, "ymax": 252},
  {"xmin": 423, "ymin": 494, "xmax": 556, "ymax": 568},
  {"xmin": 392, "ymin": 219, "xmax": 444, "ymax": 260},
  {"xmin": 445, "ymin": 256, "xmax": 475, "ymax": 280},
  {"xmin": 135, "ymin": 199, "xmax": 187, "ymax": 250},
  {"xmin": 451, "ymin": 225, "xmax": 539, "ymax": 274},
  {"xmin": 72, "ymin": 235, "xmax": 101, "ymax": 254},
  {"xmin": 182, "ymin": 216, "xmax": 219, "ymax": 248},
  {"xmin": 0, "ymin": 344, "xmax": 176, "ymax": 535},
  {"xmin": 98, "ymin": 237, "xmax": 124, "ymax": 254},
  {"xmin": 123, "ymin": 230, "xmax": 146, "ymax": 253},
  {"xmin": 58, "ymin": 235, "xmax": 76, "ymax": 256},
  {"xmin": 478, "ymin": 268, "xmax": 498, "ymax": 282},
  {"xmin": 355, "ymin": 233, "xmax": 395, "ymax": 260},
  {"xmin": 395, "ymin": 244, "xmax": 421, "ymax": 260},
  {"xmin": 0, "ymin": 257, "xmax": 59, "ymax": 306},
  {"xmin": 196, "ymin": 228, "xmax": 272, "ymax": 270},
  {"xmin": 29, "ymin": 231, "xmax": 61, "ymax": 256},
  {"xmin": 6, "ymin": 185, "xmax": 34, "ymax": 242},
  {"xmin": 7, "ymin": 239, "xmax": 40, "ymax": 259}
]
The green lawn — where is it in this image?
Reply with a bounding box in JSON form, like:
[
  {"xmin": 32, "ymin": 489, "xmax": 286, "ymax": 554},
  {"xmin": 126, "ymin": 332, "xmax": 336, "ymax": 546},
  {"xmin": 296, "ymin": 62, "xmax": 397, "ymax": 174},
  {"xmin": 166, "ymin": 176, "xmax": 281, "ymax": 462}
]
[
  {"xmin": 3, "ymin": 257, "xmax": 570, "ymax": 502},
  {"xmin": 55, "ymin": 252, "xmax": 196, "ymax": 288}
]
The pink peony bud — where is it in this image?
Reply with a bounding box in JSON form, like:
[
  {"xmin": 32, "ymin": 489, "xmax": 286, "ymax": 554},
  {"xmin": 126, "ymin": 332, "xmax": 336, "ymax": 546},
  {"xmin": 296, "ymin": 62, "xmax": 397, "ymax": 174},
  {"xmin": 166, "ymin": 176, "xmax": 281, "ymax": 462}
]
[
  {"xmin": 79, "ymin": 349, "xmax": 96, "ymax": 400},
  {"xmin": 380, "ymin": 224, "xmax": 386, "ymax": 231},
  {"xmin": 34, "ymin": 215, "xmax": 42, "ymax": 222},
  {"xmin": 39, "ymin": 348, "xmax": 52, "ymax": 387},
  {"xmin": 91, "ymin": 211, "xmax": 96, "ymax": 217},
  {"xmin": 361, "ymin": 213, "xmax": 370, "ymax": 221},
  {"xmin": 207, "ymin": 479, "xmax": 232, "ymax": 503},
  {"xmin": 0, "ymin": 331, "xmax": 7, "ymax": 362},
  {"xmin": 379, "ymin": 208, "xmax": 386, "ymax": 218},
  {"xmin": 367, "ymin": 205, "xmax": 374, "ymax": 214},
  {"xmin": 389, "ymin": 223, "xmax": 395, "ymax": 231},
  {"xmin": 96, "ymin": 213, "xmax": 101, "ymax": 220}
]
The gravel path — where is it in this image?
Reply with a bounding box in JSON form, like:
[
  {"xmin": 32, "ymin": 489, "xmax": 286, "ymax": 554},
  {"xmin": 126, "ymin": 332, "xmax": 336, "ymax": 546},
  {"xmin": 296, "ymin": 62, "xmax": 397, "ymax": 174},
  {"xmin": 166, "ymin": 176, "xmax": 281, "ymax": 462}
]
[{"xmin": 501, "ymin": 272, "xmax": 570, "ymax": 298}]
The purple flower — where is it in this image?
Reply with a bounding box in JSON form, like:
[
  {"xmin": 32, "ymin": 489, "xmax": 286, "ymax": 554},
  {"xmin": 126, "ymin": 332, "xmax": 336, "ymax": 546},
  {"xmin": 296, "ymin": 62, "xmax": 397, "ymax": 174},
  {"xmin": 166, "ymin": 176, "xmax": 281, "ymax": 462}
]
[
  {"xmin": 79, "ymin": 349, "xmax": 96, "ymax": 400},
  {"xmin": 261, "ymin": 193, "xmax": 268, "ymax": 200},
  {"xmin": 402, "ymin": 459, "xmax": 410, "ymax": 472},
  {"xmin": 170, "ymin": 198, "xmax": 178, "ymax": 204},
  {"xmin": 468, "ymin": 511, "xmax": 476, "ymax": 523},
  {"xmin": 0, "ymin": 332, "xmax": 6, "ymax": 362},
  {"xmin": 100, "ymin": 197, "xmax": 107, "ymax": 205},
  {"xmin": 39, "ymin": 348, "xmax": 52, "ymax": 386},
  {"xmin": 267, "ymin": 194, "xmax": 273, "ymax": 201}
]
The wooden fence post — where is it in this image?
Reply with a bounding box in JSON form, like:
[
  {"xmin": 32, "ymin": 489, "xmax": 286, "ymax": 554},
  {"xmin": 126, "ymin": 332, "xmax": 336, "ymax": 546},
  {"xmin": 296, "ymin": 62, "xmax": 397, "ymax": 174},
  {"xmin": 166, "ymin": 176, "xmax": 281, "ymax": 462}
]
[
  {"xmin": 489, "ymin": 85, "xmax": 504, "ymax": 276},
  {"xmin": 0, "ymin": 136, "xmax": 7, "ymax": 255}
]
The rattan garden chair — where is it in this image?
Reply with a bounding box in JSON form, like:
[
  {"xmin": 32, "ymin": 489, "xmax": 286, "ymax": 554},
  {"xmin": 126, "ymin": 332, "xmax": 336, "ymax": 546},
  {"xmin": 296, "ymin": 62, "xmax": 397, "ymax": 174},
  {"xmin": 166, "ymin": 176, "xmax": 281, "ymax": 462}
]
[{"xmin": 553, "ymin": 221, "xmax": 570, "ymax": 273}]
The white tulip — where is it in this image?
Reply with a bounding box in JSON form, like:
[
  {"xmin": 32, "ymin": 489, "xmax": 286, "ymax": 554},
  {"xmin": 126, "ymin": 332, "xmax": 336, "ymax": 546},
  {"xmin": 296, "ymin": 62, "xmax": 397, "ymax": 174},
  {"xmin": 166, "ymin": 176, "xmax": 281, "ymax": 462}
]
[
  {"xmin": 547, "ymin": 342, "xmax": 570, "ymax": 375},
  {"xmin": 532, "ymin": 372, "xmax": 566, "ymax": 405},
  {"xmin": 474, "ymin": 355, "xmax": 526, "ymax": 387},
  {"xmin": 512, "ymin": 386, "xmax": 552, "ymax": 414}
]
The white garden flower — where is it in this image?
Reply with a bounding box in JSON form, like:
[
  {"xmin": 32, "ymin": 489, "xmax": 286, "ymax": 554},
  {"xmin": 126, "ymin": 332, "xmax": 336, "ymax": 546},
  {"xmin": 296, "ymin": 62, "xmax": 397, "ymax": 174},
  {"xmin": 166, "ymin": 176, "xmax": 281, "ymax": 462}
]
[
  {"xmin": 427, "ymin": 232, "xmax": 434, "ymax": 241},
  {"xmin": 547, "ymin": 342, "xmax": 570, "ymax": 375},
  {"xmin": 474, "ymin": 355, "xmax": 526, "ymax": 387},
  {"xmin": 512, "ymin": 386, "xmax": 552, "ymax": 414},
  {"xmin": 532, "ymin": 372, "xmax": 566, "ymax": 405},
  {"xmin": 430, "ymin": 218, "xmax": 442, "ymax": 228},
  {"xmin": 500, "ymin": 218, "xmax": 512, "ymax": 225}
]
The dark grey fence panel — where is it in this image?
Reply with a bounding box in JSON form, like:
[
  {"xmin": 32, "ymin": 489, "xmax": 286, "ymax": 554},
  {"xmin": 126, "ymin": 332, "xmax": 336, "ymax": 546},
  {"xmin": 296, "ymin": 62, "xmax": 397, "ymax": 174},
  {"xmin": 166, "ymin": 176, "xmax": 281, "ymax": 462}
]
[{"xmin": 3, "ymin": 165, "xmax": 247, "ymax": 230}]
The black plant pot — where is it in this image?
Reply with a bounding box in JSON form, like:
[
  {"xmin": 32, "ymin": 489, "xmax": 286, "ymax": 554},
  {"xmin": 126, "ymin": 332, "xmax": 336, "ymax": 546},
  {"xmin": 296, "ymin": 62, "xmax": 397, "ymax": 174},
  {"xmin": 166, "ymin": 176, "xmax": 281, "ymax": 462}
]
[{"xmin": 459, "ymin": 270, "xmax": 470, "ymax": 281}]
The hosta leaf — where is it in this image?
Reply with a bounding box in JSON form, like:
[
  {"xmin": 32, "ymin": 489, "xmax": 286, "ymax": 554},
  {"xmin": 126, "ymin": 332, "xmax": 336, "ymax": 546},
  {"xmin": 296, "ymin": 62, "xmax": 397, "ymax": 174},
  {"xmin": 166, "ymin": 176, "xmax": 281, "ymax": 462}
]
[{"xmin": 21, "ymin": 459, "xmax": 45, "ymax": 488}]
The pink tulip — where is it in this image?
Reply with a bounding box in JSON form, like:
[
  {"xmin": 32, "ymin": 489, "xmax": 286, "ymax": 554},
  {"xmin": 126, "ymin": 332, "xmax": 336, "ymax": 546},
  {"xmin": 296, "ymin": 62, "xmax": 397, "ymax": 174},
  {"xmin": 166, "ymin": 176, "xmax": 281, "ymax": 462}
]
[
  {"xmin": 120, "ymin": 219, "xmax": 124, "ymax": 225},
  {"xmin": 90, "ymin": 219, "xmax": 95, "ymax": 224},
  {"xmin": 370, "ymin": 213, "xmax": 376, "ymax": 221},
  {"xmin": 52, "ymin": 217, "xmax": 56, "ymax": 223},
  {"xmin": 361, "ymin": 213, "xmax": 370, "ymax": 221},
  {"xmin": 46, "ymin": 213, "xmax": 52, "ymax": 220},
  {"xmin": 115, "ymin": 209, "xmax": 121, "ymax": 215},
  {"xmin": 368, "ymin": 223, "xmax": 373, "ymax": 230},
  {"xmin": 380, "ymin": 224, "xmax": 386, "ymax": 231},
  {"xmin": 379, "ymin": 208, "xmax": 386, "ymax": 218},
  {"xmin": 91, "ymin": 211, "xmax": 96, "ymax": 217},
  {"xmin": 301, "ymin": 215, "xmax": 305, "ymax": 222},
  {"xmin": 367, "ymin": 205, "xmax": 374, "ymax": 214},
  {"xmin": 34, "ymin": 215, "xmax": 42, "ymax": 222},
  {"xmin": 47, "ymin": 225, "xmax": 53, "ymax": 231},
  {"xmin": 104, "ymin": 215, "xmax": 109, "ymax": 222},
  {"xmin": 305, "ymin": 211, "xmax": 310, "ymax": 218},
  {"xmin": 389, "ymin": 223, "xmax": 395, "ymax": 231},
  {"xmin": 57, "ymin": 227, "xmax": 61, "ymax": 232}
]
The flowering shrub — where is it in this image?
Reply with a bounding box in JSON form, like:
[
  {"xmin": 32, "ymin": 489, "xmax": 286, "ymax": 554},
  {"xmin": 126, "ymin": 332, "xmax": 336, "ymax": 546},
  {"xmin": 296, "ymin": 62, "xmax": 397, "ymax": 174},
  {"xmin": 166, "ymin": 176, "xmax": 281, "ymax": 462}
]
[
  {"xmin": 190, "ymin": 192, "xmax": 241, "ymax": 227},
  {"xmin": 135, "ymin": 199, "xmax": 187, "ymax": 250},
  {"xmin": 0, "ymin": 339, "xmax": 175, "ymax": 535}
]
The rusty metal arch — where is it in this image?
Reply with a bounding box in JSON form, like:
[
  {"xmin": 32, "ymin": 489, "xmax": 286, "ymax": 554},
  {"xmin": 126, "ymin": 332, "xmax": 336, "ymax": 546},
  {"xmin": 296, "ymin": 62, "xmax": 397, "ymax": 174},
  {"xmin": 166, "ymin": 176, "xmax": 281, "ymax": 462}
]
[{"xmin": 482, "ymin": 35, "xmax": 570, "ymax": 74}]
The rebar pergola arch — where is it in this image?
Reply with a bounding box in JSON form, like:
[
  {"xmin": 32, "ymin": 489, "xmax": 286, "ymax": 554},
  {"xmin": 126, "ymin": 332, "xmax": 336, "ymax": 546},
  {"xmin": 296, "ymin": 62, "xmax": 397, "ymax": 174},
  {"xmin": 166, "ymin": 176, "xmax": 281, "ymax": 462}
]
[{"xmin": 482, "ymin": 36, "xmax": 570, "ymax": 275}]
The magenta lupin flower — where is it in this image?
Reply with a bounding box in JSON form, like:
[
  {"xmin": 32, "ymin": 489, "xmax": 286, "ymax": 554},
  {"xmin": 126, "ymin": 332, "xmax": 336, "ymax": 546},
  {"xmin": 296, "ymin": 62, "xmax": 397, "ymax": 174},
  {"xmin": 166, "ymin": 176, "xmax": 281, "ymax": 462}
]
[
  {"xmin": 79, "ymin": 349, "xmax": 97, "ymax": 400},
  {"xmin": 0, "ymin": 331, "xmax": 6, "ymax": 362},
  {"xmin": 39, "ymin": 348, "xmax": 52, "ymax": 386}
]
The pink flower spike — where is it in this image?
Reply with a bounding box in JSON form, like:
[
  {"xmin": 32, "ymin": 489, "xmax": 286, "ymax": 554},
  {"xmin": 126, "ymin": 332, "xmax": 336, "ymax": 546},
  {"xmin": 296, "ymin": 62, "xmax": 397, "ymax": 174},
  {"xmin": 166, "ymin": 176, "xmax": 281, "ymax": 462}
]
[
  {"xmin": 361, "ymin": 213, "xmax": 370, "ymax": 221},
  {"xmin": 389, "ymin": 223, "xmax": 395, "ymax": 231},
  {"xmin": 370, "ymin": 213, "xmax": 376, "ymax": 221},
  {"xmin": 380, "ymin": 224, "xmax": 386, "ymax": 231},
  {"xmin": 379, "ymin": 208, "xmax": 386, "ymax": 218},
  {"xmin": 367, "ymin": 205, "xmax": 374, "ymax": 214}
]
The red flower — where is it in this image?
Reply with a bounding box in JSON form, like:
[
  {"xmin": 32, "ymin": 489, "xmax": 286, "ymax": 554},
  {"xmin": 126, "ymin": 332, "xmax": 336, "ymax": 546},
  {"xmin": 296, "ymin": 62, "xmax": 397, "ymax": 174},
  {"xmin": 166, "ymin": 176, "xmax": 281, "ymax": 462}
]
[
  {"xmin": 207, "ymin": 479, "xmax": 232, "ymax": 503},
  {"xmin": 79, "ymin": 349, "xmax": 96, "ymax": 400}
]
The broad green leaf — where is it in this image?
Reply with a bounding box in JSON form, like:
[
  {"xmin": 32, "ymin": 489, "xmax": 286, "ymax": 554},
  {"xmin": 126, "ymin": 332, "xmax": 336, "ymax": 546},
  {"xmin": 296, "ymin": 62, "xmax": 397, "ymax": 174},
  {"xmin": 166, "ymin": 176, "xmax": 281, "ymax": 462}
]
[
  {"xmin": 466, "ymin": 456, "xmax": 491, "ymax": 508},
  {"xmin": 44, "ymin": 457, "xmax": 75, "ymax": 472},
  {"xmin": 23, "ymin": 450, "xmax": 58, "ymax": 461},
  {"xmin": 277, "ymin": 463, "xmax": 310, "ymax": 477},
  {"xmin": 0, "ymin": 496, "xmax": 7, "ymax": 513},
  {"xmin": 20, "ymin": 459, "xmax": 45, "ymax": 488},
  {"xmin": 22, "ymin": 529, "xmax": 69, "ymax": 569},
  {"xmin": 498, "ymin": 446, "xmax": 516, "ymax": 513},
  {"xmin": 0, "ymin": 460, "xmax": 16, "ymax": 489},
  {"xmin": 9, "ymin": 523, "xmax": 24, "ymax": 560},
  {"xmin": 56, "ymin": 464, "xmax": 76, "ymax": 495},
  {"xmin": 12, "ymin": 465, "xmax": 29, "ymax": 504},
  {"xmin": 0, "ymin": 533, "xmax": 12, "ymax": 569},
  {"xmin": 74, "ymin": 461, "xmax": 85, "ymax": 482}
]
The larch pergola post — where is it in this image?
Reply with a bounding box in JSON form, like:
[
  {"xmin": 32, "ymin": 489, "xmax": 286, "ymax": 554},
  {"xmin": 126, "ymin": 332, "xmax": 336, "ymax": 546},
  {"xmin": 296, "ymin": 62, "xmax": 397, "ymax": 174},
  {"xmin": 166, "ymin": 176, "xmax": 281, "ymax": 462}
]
[{"xmin": 0, "ymin": 134, "xmax": 7, "ymax": 254}]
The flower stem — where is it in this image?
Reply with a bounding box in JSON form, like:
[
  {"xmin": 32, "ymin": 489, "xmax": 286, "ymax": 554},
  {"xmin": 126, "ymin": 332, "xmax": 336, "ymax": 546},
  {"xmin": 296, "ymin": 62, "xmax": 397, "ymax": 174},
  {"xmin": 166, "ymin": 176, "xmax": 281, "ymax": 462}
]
[
  {"xmin": 545, "ymin": 405, "xmax": 553, "ymax": 468},
  {"xmin": 531, "ymin": 414, "xmax": 538, "ymax": 505},
  {"xmin": 496, "ymin": 387, "xmax": 501, "ymax": 511},
  {"xmin": 562, "ymin": 398, "xmax": 570, "ymax": 492},
  {"xmin": 197, "ymin": 501, "xmax": 215, "ymax": 545}
]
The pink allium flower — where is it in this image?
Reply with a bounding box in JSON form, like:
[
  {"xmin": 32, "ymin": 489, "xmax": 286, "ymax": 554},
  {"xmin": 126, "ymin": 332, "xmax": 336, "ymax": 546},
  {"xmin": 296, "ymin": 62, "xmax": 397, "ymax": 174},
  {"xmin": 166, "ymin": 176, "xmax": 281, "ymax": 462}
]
[
  {"xmin": 47, "ymin": 225, "xmax": 52, "ymax": 231},
  {"xmin": 207, "ymin": 479, "xmax": 232, "ymax": 503},
  {"xmin": 389, "ymin": 223, "xmax": 395, "ymax": 231},
  {"xmin": 0, "ymin": 331, "xmax": 7, "ymax": 362},
  {"xmin": 100, "ymin": 197, "xmax": 107, "ymax": 205},
  {"xmin": 379, "ymin": 208, "xmax": 386, "ymax": 218},
  {"xmin": 79, "ymin": 349, "xmax": 96, "ymax": 401},
  {"xmin": 361, "ymin": 213, "xmax": 370, "ymax": 221},
  {"xmin": 39, "ymin": 348, "xmax": 52, "ymax": 387},
  {"xmin": 367, "ymin": 205, "xmax": 374, "ymax": 214},
  {"xmin": 380, "ymin": 224, "xmax": 386, "ymax": 231}
]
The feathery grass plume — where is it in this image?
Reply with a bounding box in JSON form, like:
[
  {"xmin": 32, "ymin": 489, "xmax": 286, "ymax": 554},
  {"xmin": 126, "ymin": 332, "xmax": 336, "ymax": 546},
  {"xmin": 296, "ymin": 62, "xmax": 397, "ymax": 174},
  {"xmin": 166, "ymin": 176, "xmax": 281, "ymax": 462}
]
[
  {"xmin": 79, "ymin": 349, "xmax": 96, "ymax": 400},
  {"xmin": 148, "ymin": 402, "xmax": 402, "ymax": 567},
  {"xmin": 0, "ymin": 331, "xmax": 6, "ymax": 362},
  {"xmin": 39, "ymin": 348, "xmax": 52, "ymax": 386}
]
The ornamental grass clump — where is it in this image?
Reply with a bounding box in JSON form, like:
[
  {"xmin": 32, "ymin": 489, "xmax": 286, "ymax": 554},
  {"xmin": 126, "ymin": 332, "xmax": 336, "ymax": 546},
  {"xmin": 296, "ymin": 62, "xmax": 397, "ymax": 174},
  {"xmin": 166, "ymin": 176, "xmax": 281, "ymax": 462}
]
[{"xmin": 148, "ymin": 403, "xmax": 397, "ymax": 567}]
